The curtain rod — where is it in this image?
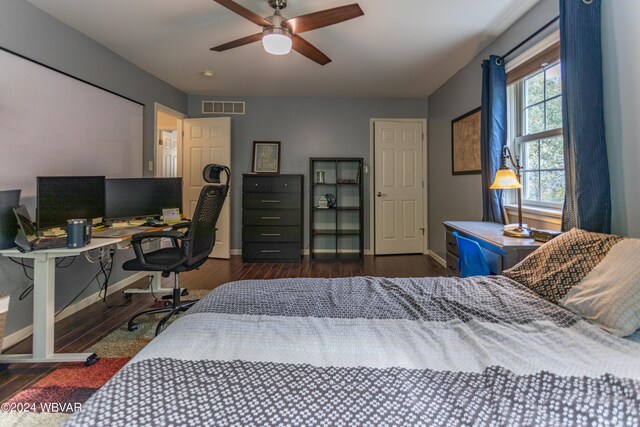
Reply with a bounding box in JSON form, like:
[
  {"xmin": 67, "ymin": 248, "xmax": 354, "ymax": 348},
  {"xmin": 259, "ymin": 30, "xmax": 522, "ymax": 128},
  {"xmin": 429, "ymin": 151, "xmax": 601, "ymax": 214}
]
[{"xmin": 500, "ymin": 16, "xmax": 560, "ymax": 61}]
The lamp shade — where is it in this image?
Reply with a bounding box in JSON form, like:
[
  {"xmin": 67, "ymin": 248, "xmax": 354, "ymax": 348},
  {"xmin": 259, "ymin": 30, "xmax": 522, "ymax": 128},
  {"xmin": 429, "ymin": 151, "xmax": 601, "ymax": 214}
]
[
  {"xmin": 262, "ymin": 28, "xmax": 292, "ymax": 55},
  {"xmin": 490, "ymin": 168, "xmax": 522, "ymax": 189}
]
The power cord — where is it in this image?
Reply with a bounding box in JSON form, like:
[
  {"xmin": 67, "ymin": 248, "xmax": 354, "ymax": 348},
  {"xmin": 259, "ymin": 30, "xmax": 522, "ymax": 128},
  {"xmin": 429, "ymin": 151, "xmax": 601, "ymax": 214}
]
[{"xmin": 10, "ymin": 256, "xmax": 77, "ymax": 301}]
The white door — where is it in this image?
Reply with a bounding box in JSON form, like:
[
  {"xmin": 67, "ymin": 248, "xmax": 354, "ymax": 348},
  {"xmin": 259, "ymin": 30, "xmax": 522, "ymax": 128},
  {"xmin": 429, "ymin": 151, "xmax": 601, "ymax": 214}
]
[
  {"xmin": 161, "ymin": 130, "xmax": 178, "ymax": 177},
  {"xmin": 183, "ymin": 117, "xmax": 231, "ymax": 259},
  {"xmin": 374, "ymin": 120, "xmax": 424, "ymax": 255}
]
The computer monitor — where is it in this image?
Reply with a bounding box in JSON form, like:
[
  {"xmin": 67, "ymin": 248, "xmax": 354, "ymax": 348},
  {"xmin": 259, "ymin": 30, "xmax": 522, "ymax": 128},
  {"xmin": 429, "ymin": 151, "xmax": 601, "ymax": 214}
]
[
  {"xmin": 37, "ymin": 176, "xmax": 106, "ymax": 230},
  {"xmin": 105, "ymin": 178, "xmax": 182, "ymax": 221}
]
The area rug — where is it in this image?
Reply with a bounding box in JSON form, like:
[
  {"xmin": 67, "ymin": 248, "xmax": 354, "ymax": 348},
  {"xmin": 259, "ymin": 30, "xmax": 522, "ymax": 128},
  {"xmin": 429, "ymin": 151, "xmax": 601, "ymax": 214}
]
[{"xmin": 0, "ymin": 289, "xmax": 209, "ymax": 426}]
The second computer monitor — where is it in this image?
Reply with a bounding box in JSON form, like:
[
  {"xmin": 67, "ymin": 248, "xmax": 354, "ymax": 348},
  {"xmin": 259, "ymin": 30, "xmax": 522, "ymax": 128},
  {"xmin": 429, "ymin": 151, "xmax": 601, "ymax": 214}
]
[{"xmin": 105, "ymin": 178, "xmax": 182, "ymax": 221}]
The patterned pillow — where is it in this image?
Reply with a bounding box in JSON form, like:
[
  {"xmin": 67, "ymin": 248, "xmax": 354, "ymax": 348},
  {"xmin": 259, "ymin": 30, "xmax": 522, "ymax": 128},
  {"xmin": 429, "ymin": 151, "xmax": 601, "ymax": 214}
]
[{"xmin": 503, "ymin": 228, "xmax": 640, "ymax": 336}]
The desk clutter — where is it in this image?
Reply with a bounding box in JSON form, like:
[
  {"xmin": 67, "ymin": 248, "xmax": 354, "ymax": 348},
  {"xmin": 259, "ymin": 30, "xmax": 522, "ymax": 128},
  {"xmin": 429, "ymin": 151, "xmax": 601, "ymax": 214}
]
[
  {"xmin": 0, "ymin": 177, "xmax": 183, "ymax": 251},
  {"xmin": 0, "ymin": 164, "xmax": 230, "ymax": 367}
]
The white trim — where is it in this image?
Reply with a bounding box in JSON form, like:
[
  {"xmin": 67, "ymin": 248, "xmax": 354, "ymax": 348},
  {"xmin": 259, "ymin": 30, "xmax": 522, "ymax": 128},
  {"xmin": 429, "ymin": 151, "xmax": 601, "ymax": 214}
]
[
  {"xmin": 1, "ymin": 271, "xmax": 148, "ymax": 351},
  {"xmin": 505, "ymin": 30, "xmax": 560, "ymax": 73},
  {"xmin": 153, "ymin": 103, "xmax": 186, "ymax": 177},
  {"xmin": 504, "ymin": 203, "xmax": 562, "ymax": 225},
  {"xmin": 0, "ymin": 295, "xmax": 9, "ymax": 314},
  {"xmin": 428, "ymin": 250, "xmax": 446, "ymax": 267},
  {"xmin": 230, "ymin": 248, "xmax": 374, "ymax": 257},
  {"xmin": 369, "ymin": 119, "xmax": 428, "ymax": 256}
]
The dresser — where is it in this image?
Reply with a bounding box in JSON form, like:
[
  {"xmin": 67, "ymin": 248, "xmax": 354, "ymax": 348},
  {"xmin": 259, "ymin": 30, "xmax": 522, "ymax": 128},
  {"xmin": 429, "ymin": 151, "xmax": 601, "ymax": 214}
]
[
  {"xmin": 242, "ymin": 174, "xmax": 303, "ymax": 262},
  {"xmin": 443, "ymin": 221, "xmax": 542, "ymax": 276}
]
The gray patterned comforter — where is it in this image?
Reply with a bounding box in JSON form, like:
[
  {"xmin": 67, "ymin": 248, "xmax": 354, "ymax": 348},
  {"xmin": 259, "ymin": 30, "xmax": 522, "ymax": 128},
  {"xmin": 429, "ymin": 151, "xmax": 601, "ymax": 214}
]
[{"xmin": 66, "ymin": 276, "xmax": 640, "ymax": 426}]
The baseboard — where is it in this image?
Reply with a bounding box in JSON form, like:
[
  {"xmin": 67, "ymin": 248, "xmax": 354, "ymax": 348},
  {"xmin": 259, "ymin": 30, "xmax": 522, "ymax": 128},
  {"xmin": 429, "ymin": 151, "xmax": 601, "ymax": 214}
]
[
  {"xmin": 230, "ymin": 248, "xmax": 374, "ymax": 256},
  {"xmin": 2, "ymin": 271, "xmax": 148, "ymax": 351},
  {"xmin": 428, "ymin": 250, "xmax": 446, "ymax": 267}
]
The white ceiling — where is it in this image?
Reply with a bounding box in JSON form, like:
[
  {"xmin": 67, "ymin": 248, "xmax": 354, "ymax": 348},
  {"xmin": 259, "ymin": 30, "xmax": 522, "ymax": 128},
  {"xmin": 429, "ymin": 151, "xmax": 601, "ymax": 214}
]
[{"xmin": 25, "ymin": 0, "xmax": 540, "ymax": 98}]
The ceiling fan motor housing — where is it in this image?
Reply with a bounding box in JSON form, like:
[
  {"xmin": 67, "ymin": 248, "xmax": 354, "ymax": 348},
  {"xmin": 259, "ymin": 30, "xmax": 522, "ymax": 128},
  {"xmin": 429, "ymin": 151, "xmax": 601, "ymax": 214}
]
[{"xmin": 268, "ymin": 0, "xmax": 287, "ymax": 11}]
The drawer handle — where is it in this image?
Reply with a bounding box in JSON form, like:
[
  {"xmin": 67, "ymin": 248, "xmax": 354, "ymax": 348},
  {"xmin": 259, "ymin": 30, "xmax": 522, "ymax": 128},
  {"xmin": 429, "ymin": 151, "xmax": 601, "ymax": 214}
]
[
  {"xmin": 261, "ymin": 200, "xmax": 281, "ymax": 203},
  {"xmin": 261, "ymin": 216, "xmax": 281, "ymax": 220},
  {"xmin": 261, "ymin": 233, "xmax": 281, "ymax": 236},
  {"xmin": 447, "ymin": 242, "xmax": 456, "ymax": 248},
  {"xmin": 261, "ymin": 250, "xmax": 281, "ymax": 253},
  {"xmin": 448, "ymin": 266, "xmax": 456, "ymax": 271}
]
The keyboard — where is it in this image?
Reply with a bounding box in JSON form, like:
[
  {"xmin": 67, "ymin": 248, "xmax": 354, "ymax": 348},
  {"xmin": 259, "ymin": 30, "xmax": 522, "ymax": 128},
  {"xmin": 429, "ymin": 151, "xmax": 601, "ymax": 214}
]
[
  {"xmin": 94, "ymin": 226, "xmax": 153, "ymax": 238},
  {"xmin": 31, "ymin": 236, "xmax": 68, "ymax": 250}
]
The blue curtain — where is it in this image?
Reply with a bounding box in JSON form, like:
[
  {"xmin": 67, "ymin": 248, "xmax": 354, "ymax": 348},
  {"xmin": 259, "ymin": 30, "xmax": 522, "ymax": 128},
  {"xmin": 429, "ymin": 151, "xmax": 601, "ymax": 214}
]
[
  {"xmin": 560, "ymin": 0, "xmax": 611, "ymax": 232},
  {"xmin": 480, "ymin": 55, "xmax": 507, "ymax": 224}
]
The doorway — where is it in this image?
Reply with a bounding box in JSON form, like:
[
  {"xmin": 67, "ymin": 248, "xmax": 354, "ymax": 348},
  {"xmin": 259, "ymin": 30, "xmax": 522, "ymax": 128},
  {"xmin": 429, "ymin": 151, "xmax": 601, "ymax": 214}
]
[
  {"xmin": 370, "ymin": 119, "xmax": 427, "ymax": 255},
  {"xmin": 155, "ymin": 105, "xmax": 185, "ymax": 179},
  {"xmin": 154, "ymin": 105, "xmax": 232, "ymax": 259}
]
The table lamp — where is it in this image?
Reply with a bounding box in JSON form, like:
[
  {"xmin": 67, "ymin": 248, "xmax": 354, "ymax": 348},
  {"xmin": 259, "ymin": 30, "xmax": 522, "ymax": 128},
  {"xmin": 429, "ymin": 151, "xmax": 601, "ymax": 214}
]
[{"xmin": 490, "ymin": 146, "xmax": 531, "ymax": 238}]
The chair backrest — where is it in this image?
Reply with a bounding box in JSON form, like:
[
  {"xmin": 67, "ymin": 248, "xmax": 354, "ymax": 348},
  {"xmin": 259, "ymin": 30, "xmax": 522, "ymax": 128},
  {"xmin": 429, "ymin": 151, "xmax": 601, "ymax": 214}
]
[
  {"xmin": 453, "ymin": 231, "xmax": 491, "ymax": 278},
  {"xmin": 184, "ymin": 183, "xmax": 229, "ymax": 267}
]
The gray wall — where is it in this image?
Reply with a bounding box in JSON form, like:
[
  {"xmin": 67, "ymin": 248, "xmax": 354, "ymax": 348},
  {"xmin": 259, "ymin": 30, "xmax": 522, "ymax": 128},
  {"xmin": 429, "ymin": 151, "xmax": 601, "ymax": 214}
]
[
  {"xmin": 602, "ymin": 0, "xmax": 640, "ymax": 238},
  {"xmin": 427, "ymin": 0, "xmax": 560, "ymax": 259},
  {"xmin": 188, "ymin": 96, "xmax": 428, "ymax": 251},
  {"xmin": 427, "ymin": 0, "xmax": 640, "ymax": 261},
  {"xmin": 0, "ymin": 0, "xmax": 188, "ymax": 338}
]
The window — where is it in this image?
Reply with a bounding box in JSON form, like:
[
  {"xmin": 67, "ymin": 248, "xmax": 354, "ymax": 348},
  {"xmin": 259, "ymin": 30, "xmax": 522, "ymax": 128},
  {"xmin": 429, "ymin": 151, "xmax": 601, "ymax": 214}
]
[{"xmin": 507, "ymin": 42, "xmax": 565, "ymax": 209}]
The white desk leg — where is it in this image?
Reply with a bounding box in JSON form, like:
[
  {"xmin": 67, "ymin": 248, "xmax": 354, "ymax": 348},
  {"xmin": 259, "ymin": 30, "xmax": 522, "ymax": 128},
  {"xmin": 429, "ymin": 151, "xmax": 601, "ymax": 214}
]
[{"xmin": 32, "ymin": 254, "xmax": 55, "ymax": 359}]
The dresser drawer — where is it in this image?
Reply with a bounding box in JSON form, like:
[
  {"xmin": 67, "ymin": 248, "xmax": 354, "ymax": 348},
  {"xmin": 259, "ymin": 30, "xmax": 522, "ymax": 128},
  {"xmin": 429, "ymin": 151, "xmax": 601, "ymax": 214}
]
[
  {"xmin": 243, "ymin": 242, "xmax": 301, "ymax": 261},
  {"xmin": 445, "ymin": 230, "xmax": 459, "ymax": 257},
  {"xmin": 243, "ymin": 176, "xmax": 272, "ymax": 193},
  {"xmin": 242, "ymin": 193, "xmax": 300, "ymax": 210},
  {"xmin": 242, "ymin": 226, "xmax": 301, "ymax": 243},
  {"xmin": 272, "ymin": 176, "xmax": 301, "ymax": 193},
  {"xmin": 446, "ymin": 251, "xmax": 460, "ymax": 277},
  {"xmin": 242, "ymin": 209, "xmax": 301, "ymax": 226}
]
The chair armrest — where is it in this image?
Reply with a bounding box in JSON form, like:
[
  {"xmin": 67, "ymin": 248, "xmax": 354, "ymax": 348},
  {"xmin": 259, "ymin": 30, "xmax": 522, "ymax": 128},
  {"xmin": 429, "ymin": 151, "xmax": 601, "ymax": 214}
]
[
  {"xmin": 130, "ymin": 230, "xmax": 185, "ymax": 243},
  {"xmin": 129, "ymin": 231, "xmax": 191, "ymax": 271},
  {"xmin": 171, "ymin": 221, "xmax": 191, "ymax": 231}
]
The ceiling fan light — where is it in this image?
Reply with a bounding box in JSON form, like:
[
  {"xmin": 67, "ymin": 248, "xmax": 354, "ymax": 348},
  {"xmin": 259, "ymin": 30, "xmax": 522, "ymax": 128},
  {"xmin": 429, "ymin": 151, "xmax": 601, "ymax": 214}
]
[{"xmin": 262, "ymin": 28, "xmax": 292, "ymax": 55}]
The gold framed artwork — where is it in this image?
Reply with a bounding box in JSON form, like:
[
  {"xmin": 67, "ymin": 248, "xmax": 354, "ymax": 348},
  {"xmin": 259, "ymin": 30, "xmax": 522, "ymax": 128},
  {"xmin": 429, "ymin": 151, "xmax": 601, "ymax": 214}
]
[
  {"xmin": 451, "ymin": 107, "xmax": 482, "ymax": 175},
  {"xmin": 252, "ymin": 141, "xmax": 281, "ymax": 174}
]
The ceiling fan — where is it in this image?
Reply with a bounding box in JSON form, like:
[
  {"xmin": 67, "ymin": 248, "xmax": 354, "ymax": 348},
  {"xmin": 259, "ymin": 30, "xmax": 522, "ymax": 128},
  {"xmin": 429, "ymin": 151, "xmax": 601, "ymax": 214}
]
[{"xmin": 210, "ymin": 0, "xmax": 364, "ymax": 65}]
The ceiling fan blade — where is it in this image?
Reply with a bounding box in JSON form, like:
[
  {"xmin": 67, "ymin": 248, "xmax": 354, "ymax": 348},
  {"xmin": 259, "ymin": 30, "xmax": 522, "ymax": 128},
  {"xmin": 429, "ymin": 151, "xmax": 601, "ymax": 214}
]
[
  {"xmin": 212, "ymin": 0, "xmax": 272, "ymax": 27},
  {"xmin": 292, "ymin": 35, "xmax": 331, "ymax": 65},
  {"xmin": 211, "ymin": 33, "xmax": 263, "ymax": 52},
  {"xmin": 283, "ymin": 4, "xmax": 364, "ymax": 34}
]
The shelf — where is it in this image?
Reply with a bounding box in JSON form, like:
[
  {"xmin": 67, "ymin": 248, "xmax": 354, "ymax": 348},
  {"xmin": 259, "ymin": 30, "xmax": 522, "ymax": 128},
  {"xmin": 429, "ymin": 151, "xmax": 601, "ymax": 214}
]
[
  {"xmin": 310, "ymin": 157, "xmax": 364, "ymax": 261},
  {"xmin": 312, "ymin": 182, "xmax": 360, "ymax": 186},
  {"xmin": 312, "ymin": 206, "xmax": 360, "ymax": 211},
  {"xmin": 312, "ymin": 229, "xmax": 361, "ymax": 236}
]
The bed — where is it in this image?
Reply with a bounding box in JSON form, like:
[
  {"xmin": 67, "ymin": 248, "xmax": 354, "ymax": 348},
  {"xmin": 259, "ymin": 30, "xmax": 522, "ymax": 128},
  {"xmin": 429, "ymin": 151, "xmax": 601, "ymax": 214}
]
[{"xmin": 66, "ymin": 271, "xmax": 640, "ymax": 426}]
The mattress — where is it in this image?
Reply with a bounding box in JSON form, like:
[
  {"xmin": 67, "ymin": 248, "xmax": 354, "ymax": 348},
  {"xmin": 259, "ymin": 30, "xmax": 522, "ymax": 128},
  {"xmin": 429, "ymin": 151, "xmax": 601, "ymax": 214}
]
[{"xmin": 66, "ymin": 275, "xmax": 640, "ymax": 426}]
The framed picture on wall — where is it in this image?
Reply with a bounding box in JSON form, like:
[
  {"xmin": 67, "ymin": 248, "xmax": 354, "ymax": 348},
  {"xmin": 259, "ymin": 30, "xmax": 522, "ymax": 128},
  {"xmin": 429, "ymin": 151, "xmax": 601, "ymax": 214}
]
[
  {"xmin": 252, "ymin": 141, "xmax": 281, "ymax": 174},
  {"xmin": 451, "ymin": 107, "xmax": 482, "ymax": 175}
]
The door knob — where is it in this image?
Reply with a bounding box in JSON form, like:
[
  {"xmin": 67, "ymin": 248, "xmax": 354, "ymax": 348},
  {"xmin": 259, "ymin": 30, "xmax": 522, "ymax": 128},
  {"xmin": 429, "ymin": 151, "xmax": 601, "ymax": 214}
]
[{"xmin": 376, "ymin": 192, "xmax": 387, "ymax": 197}]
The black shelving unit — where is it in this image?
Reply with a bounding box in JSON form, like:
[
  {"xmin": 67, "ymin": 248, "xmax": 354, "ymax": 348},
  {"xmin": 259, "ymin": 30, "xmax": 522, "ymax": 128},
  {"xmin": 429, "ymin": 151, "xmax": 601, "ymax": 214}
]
[{"xmin": 309, "ymin": 158, "xmax": 364, "ymax": 260}]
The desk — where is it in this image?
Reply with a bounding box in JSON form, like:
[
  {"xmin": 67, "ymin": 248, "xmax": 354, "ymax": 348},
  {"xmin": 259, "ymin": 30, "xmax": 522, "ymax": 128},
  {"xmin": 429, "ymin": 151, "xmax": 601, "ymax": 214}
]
[
  {"xmin": 0, "ymin": 226, "xmax": 169, "ymax": 365},
  {"xmin": 443, "ymin": 221, "xmax": 542, "ymax": 276}
]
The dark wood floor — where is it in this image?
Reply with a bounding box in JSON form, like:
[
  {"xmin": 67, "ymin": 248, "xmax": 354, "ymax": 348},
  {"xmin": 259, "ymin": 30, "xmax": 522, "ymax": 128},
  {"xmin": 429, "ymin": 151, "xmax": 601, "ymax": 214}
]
[{"xmin": 0, "ymin": 255, "xmax": 445, "ymax": 402}]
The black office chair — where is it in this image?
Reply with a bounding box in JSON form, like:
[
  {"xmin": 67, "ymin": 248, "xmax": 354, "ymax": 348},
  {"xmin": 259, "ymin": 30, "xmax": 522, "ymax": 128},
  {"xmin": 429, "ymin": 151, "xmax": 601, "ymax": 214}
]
[{"xmin": 124, "ymin": 164, "xmax": 230, "ymax": 336}]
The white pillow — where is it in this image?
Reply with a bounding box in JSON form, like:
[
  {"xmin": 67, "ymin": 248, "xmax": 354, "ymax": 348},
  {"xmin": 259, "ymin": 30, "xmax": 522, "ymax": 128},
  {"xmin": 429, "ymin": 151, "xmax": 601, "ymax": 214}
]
[{"xmin": 559, "ymin": 238, "xmax": 640, "ymax": 337}]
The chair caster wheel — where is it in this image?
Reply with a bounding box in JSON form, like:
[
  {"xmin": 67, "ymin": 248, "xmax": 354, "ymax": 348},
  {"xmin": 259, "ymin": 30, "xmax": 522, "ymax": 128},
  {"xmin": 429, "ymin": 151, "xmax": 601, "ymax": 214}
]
[
  {"xmin": 164, "ymin": 301, "xmax": 172, "ymax": 307},
  {"xmin": 85, "ymin": 353, "xmax": 99, "ymax": 367},
  {"xmin": 128, "ymin": 323, "xmax": 139, "ymax": 332},
  {"xmin": 0, "ymin": 363, "xmax": 9, "ymax": 372},
  {"xmin": 124, "ymin": 293, "xmax": 133, "ymax": 300},
  {"xmin": 181, "ymin": 289, "xmax": 189, "ymax": 297}
]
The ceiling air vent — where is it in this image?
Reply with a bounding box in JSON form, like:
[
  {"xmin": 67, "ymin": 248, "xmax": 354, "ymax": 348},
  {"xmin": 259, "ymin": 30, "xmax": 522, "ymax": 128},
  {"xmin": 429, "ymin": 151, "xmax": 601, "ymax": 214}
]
[{"xmin": 202, "ymin": 101, "xmax": 245, "ymax": 115}]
